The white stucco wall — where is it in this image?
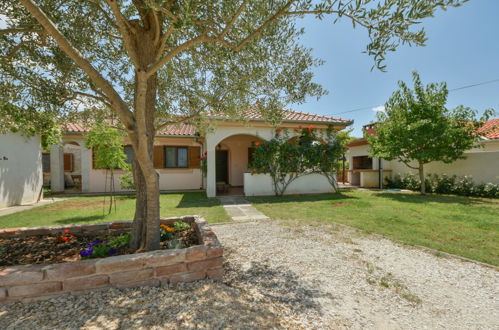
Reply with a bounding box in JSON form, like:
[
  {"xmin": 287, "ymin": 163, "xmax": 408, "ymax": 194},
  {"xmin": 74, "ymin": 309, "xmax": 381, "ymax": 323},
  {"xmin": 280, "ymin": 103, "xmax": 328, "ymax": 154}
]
[
  {"xmin": 85, "ymin": 136, "xmax": 203, "ymax": 193},
  {"xmin": 244, "ymin": 173, "xmax": 337, "ymax": 196},
  {"xmin": 0, "ymin": 132, "xmax": 43, "ymax": 208},
  {"xmin": 347, "ymin": 140, "xmax": 499, "ymax": 185}
]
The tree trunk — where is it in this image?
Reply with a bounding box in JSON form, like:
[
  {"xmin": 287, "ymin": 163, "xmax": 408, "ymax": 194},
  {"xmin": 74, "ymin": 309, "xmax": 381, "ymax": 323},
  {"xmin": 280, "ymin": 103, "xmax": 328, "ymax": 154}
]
[
  {"xmin": 418, "ymin": 162, "xmax": 426, "ymax": 195},
  {"xmin": 129, "ymin": 19, "xmax": 161, "ymax": 251}
]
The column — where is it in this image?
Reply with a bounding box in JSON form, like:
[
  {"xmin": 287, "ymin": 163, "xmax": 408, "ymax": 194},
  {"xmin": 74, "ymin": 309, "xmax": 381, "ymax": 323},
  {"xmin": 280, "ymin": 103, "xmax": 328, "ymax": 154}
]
[
  {"xmin": 205, "ymin": 135, "xmax": 217, "ymax": 198},
  {"xmin": 80, "ymin": 147, "xmax": 91, "ymax": 192},
  {"xmin": 50, "ymin": 144, "xmax": 64, "ymax": 192}
]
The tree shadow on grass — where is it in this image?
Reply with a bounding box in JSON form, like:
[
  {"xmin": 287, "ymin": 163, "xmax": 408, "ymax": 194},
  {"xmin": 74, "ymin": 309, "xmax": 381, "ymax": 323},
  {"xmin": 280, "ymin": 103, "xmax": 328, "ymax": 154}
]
[
  {"xmin": 53, "ymin": 215, "xmax": 107, "ymax": 225},
  {"xmin": 374, "ymin": 191, "xmax": 495, "ymax": 206},
  {"xmin": 0, "ymin": 260, "xmax": 336, "ymax": 328},
  {"xmin": 247, "ymin": 192, "xmax": 358, "ymax": 205}
]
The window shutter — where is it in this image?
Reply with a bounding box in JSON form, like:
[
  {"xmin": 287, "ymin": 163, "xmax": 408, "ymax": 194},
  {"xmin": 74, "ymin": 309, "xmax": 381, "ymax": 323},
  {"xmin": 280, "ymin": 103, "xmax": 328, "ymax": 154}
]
[
  {"xmin": 64, "ymin": 153, "xmax": 73, "ymax": 172},
  {"xmin": 189, "ymin": 146, "xmax": 201, "ymax": 168},
  {"xmin": 153, "ymin": 146, "xmax": 165, "ymax": 169}
]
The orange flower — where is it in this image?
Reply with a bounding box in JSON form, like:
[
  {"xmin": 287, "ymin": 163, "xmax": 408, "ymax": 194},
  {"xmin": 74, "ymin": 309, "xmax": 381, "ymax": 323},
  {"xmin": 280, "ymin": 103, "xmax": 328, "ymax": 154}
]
[
  {"xmin": 61, "ymin": 236, "xmax": 69, "ymax": 242},
  {"xmin": 255, "ymin": 141, "xmax": 261, "ymax": 146},
  {"xmin": 276, "ymin": 129, "xmax": 282, "ymax": 134},
  {"xmin": 307, "ymin": 125, "xmax": 313, "ymax": 132},
  {"xmin": 64, "ymin": 229, "xmax": 71, "ymax": 234},
  {"xmin": 160, "ymin": 224, "xmax": 174, "ymax": 232}
]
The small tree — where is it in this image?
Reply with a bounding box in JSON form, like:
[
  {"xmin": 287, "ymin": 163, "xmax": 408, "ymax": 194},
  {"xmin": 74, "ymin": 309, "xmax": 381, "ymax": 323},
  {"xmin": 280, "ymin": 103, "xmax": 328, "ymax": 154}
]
[
  {"xmin": 250, "ymin": 129, "xmax": 304, "ymax": 196},
  {"xmin": 86, "ymin": 122, "xmax": 130, "ymax": 212},
  {"xmin": 250, "ymin": 126, "xmax": 345, "ymax": 195},
  {"xmin": 368, "ymin": 72, "xmax": 492, "ymax": 194}
]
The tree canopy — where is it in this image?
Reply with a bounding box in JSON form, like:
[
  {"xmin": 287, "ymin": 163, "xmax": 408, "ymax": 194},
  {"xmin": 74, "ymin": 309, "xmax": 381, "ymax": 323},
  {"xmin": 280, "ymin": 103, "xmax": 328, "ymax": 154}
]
[{"xmin": 368, "ymin": 71, "xmax": 492, "ymax": 194}]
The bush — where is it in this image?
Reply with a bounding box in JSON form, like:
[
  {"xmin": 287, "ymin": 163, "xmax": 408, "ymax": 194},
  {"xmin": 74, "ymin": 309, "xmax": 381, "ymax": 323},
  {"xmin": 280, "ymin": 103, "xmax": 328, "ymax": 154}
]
[{"xmin": 386, "ymin": 173, "xmax": 498, "ymax": 198}]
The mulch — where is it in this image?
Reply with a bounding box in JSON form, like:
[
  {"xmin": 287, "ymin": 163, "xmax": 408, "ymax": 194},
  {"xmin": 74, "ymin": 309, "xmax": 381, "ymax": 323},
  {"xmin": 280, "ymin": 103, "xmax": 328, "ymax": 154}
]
[{"xmin": 0, "ymin": 227, "xmax": 199, "ymax": 267}]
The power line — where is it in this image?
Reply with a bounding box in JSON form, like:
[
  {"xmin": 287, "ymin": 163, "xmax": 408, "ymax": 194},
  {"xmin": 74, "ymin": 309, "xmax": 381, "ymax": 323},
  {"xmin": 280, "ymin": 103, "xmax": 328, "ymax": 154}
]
[{"xmin": 331, "ymin": 78, "xmax": 499, "ymax": 115}]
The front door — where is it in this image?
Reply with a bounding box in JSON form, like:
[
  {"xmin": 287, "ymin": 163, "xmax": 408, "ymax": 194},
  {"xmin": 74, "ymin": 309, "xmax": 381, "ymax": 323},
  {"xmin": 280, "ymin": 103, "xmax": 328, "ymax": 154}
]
[{"xmin": 216, "ymin": 150, "xmax": 229, "ymax": 184}]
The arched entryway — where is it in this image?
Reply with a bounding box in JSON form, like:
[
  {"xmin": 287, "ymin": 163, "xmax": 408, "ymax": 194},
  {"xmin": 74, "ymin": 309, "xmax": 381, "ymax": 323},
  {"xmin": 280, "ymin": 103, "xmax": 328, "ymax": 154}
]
[{"xmin": 214, "ymin": 134, "xmax": 263, "ymax": 196}]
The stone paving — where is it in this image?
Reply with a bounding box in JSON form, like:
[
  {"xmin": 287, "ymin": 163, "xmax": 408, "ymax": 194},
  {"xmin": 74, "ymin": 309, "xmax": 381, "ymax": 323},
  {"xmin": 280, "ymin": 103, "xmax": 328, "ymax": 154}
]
[{"xmin": 217, "ymin": 196, "xmax": 269, "ymax": 222}]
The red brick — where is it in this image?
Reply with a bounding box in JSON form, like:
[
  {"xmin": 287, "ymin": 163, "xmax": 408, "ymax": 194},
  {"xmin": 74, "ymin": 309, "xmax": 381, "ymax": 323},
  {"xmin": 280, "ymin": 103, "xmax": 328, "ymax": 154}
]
[
  {"xmin": 109, "ymin": 221, "xmax": 130, "ymax": 229},
  {"xmin": 206, "ymin": 247, "xmax": 223, "ymax": 258},
  {"xmin": 8, "ymin": 281, "xmax": 62, "ymax": 298},
  {"xmin": 109, "ymin": 268, "xmax": 153, "ymax": 285},
  {"xmin": 155, "ymin": 263, "xmax": 187, "ymax": 277},
  {"xmin": 22, "ymin": 227, "xmax": 51, "ymax": 236},
  {"xmin": 114, "ymin": 278, "xmax": 160, "ymax": 289},
  {"xmin": 44, "ymin": 260, "xmax": 96, "ymax": 281},
  {"xmin": 169, "ymin": 271, "xmax": 205, "ymax": 284},
  {"xmin": 187, "ymin": 257, "xmax": 223, "ymax": 272},
  {"xmin": 63, "ymin": 274, "xmax": 109, "ymax": 291},
  {"xmin": 0, "ymin": 266, "xmax": 43, "ymax": 286},
  {"xmin": 207, "ymin": 268, "xmax": 224, "ymax": 280},
  {"xmin": 185, "ymin": 246, "xmax": 207, "ymax": 261},
  {"xmin": 0, "ymin": 228, "xmax": 21, "ymax": 238},
  {"xmin": 81, "ymin": 224, "xmax": 109, "ymax": 233},
  {"xmin": 96, "ymin": 254, "xmax": 145, "ymax": 273},
  {"xmin": 144, "ymin": 250, "xmax": 185, "ymax": 267}
]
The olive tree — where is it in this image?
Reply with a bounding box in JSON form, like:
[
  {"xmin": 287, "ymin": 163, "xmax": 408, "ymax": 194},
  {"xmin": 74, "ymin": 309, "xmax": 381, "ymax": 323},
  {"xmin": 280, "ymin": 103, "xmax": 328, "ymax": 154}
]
[{"xmin": 1, "ymin": 0, "xmax": 465, "ymax": 250}]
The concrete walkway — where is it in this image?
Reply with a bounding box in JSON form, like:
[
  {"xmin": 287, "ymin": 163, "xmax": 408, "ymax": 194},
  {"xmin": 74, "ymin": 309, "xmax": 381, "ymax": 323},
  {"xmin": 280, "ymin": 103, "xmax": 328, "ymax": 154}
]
[
  {"xmin": 218, "ymin": 196, "xmax": 269, "ymax": 221},
  {"xmin": 0, "ymin": 198, "xmax": 64, "ymax": 217}
]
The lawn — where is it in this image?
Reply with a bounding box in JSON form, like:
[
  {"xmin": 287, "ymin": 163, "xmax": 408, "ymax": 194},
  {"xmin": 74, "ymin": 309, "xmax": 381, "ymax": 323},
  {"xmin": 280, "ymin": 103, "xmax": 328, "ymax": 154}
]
[
  {"xmin": 0, "ymin": 192, "xmax": 230, "ymax": 228},
  {"xmin": 248, "ymin": 189, "xmax": 499, "ymax": 266}
]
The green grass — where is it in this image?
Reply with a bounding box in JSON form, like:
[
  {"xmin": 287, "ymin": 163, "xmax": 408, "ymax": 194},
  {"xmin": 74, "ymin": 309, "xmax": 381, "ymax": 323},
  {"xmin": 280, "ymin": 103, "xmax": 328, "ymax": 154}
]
[
  {"xmin": 248, "ymin": 189, "xmax": 499, "ymax": 266},
  {"xmin": 0, "ymin": 192, "xmax": 230, "ymax": 228}
]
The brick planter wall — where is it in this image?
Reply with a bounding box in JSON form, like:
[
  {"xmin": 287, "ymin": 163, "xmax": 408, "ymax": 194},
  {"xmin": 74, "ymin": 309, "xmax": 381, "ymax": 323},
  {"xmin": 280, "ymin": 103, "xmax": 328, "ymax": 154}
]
[{"xmin": 0, "ymin": 216, "xmax": 223, "ymax": 303}]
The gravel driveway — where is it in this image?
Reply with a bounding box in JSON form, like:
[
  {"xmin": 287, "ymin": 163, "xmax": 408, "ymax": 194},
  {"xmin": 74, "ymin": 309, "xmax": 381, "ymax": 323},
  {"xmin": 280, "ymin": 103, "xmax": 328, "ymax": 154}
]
[{"xmin": 0, "ymin": 220, "xmax": 497, "ymax": 329}]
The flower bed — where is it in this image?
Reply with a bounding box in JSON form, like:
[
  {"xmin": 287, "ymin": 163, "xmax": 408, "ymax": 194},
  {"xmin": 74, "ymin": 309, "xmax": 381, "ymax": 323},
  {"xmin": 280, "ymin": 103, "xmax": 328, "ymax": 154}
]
[{"xmin": 0, "ymin": 216, "xmax": 223, "ymax": 303}]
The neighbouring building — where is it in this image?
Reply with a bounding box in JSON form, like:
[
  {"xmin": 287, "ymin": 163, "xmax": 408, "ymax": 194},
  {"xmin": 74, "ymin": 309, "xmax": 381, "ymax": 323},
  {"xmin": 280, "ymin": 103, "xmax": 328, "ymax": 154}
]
[
  {"xmin": 0, "ymin": 132, "xmax": 43, "ymax": 208},
  {"xmin": 346, "ymin": 119, "xmax": 499, "ymax": 188},
  {"xmin": 45, "ymin": 109, "xmax": 352, "ymax": 197}
]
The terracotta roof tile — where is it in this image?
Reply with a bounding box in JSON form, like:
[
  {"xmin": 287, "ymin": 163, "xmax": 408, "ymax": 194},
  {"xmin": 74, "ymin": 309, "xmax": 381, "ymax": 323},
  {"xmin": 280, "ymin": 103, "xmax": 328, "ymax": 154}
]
[
  {"xmin": 63, "ymin": 108, "xmax": 351, "ymax": 136},
  {"xmin": 478, "ymin": 118, "xmax": 499, "ymax": 140}
]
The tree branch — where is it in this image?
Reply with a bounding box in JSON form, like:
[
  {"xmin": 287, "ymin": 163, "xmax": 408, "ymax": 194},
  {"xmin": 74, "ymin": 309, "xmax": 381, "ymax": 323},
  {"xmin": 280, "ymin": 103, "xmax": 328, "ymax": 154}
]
[
  {"xmin": 0, "ymin": 27, "xmax": 42, "ymax": 36},
  {"xmin": 219, "ymin": 0, "xmax": 249, "ymax": 38},
  {"xmin": 103, "ymin": 0, "xmax": 140, "ymax": 67},
  {"xmin": 18, "ymin": 0, "xmax": 135, "ymax": 130}
]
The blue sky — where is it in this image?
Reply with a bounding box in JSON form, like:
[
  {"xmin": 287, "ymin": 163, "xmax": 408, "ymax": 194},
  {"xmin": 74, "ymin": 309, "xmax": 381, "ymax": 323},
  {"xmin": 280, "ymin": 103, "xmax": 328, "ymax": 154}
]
[{"xmin": 292, "ymin": 0, "xmax": 499, "ymax": 136}]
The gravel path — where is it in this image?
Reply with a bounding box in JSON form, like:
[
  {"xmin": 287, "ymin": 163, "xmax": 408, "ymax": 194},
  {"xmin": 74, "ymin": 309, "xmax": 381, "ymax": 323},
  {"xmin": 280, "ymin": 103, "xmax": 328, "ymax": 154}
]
[{"xmin": 0, "ymin": 220, "xmax": 497, "ymax": 329}]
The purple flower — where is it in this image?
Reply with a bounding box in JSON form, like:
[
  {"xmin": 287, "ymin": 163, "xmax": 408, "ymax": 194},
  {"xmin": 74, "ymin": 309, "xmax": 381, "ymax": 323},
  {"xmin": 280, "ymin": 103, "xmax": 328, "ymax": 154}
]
[
  {"xmin": 87, "ymin": 239, "xmax": 103, "ymax": 248},
  {"xmin": 108, "ymin": 248, "xmax": 117, "ymax": 255},
  {"xmin": 80, "ymin": 249, "xmax": 93, "ymax": 258}
]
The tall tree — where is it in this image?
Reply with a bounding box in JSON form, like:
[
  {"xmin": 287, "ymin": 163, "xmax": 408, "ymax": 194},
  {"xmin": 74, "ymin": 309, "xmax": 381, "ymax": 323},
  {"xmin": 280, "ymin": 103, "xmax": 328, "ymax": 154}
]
[
  {"xmin": 368, "ymin": 72, "xmax": 492, "ymax": 194},
  {"xmin": 1, "ymin": 0, "xmax": 465, "ymax": 250}
]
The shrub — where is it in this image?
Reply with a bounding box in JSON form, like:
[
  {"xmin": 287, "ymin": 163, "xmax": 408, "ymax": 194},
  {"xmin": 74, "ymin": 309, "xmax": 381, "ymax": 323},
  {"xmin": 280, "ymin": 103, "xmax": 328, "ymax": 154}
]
[{"xmin": 387, "ymin": 173, "xmax": 498, "ymax": 198}]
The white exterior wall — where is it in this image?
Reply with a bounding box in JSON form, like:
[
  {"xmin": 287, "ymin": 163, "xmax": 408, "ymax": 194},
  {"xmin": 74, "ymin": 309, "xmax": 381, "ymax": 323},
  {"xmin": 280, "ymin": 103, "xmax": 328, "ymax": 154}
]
[
  {"xmin": 0, "ymin": 133, "xmax": 43, "ymax": 208},
  {"xmin": 347, "ymin": 140, "xmax": 499, "ymax": 185},
  {"xmin": 205, "ymin": 125, "xmax": 275, "ymax": 197},
  {"xmin": 244, "ymin": 173, "xmax": 337, "ymax": 196},
  {"xmin": 85, "ymin": 136, "xmax": 203, "ymax": 193}
]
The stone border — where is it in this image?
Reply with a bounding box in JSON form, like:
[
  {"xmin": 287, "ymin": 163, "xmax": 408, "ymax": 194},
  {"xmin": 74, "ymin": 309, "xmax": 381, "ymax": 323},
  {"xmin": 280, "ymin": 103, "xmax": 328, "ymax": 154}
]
[{"xmin": 0, "ymin": 216, "xmax": 223, "ymax": 303}]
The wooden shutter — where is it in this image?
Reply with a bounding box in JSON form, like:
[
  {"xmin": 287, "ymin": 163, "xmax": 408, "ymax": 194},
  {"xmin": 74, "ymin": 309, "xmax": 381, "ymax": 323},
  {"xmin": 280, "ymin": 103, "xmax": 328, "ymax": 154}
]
[
  {"xmin": 153, "ymin": 146, "xmax": 165, "ymax": 169},
  {"xmin": 63, "ymin": 153, "xmax": 73, "ymax": 172},
  {"xmin": 189, "ymin": 146, "xmax": 201, "ymax": 168}
]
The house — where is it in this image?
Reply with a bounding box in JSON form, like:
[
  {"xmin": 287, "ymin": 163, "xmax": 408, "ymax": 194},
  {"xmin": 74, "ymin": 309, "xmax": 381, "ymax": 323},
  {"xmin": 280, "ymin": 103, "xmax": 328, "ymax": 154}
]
[
  {"xmin": 346, "ymin": 119, "xmax": 499, "ymax": 188},
  {"xmin": 47, "ymin": 109, "xmax": 352, "ymax": 197},
  {"xmin": 0, "ymin": 132, "xmax": 43, "ymax": 208}
]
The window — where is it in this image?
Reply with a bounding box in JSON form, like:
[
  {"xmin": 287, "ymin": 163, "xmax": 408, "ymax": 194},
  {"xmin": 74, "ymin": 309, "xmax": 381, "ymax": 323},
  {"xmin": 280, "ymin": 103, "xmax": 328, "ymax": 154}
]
[
  {"xmin": 165, "ymin": 146, "xmax": 188, "ymax": 168},
  {"xmin": 352, "ymin": 156, "xmax": 373, "ymax": 170},
  {"xmin": 124, "ymin": 145, "xmax": 134, "ymax": 164},
  {"xmin": 64, "ymin": 153, "xmax": 73, "ymax": 172}
]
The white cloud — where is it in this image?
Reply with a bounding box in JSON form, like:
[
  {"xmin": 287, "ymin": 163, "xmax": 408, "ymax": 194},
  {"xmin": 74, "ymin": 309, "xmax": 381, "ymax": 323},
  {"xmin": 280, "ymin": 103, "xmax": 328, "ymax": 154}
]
[{"xmin": 372, "ymin": 105, "xmax": 385, "ymax": 113}]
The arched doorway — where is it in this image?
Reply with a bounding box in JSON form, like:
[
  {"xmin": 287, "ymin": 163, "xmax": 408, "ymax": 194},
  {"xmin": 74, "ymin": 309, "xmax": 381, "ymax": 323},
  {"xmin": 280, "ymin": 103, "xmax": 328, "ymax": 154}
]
[{"xmin": 214, "ymin": 134, "xmax": 263, "ymax": 196}]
